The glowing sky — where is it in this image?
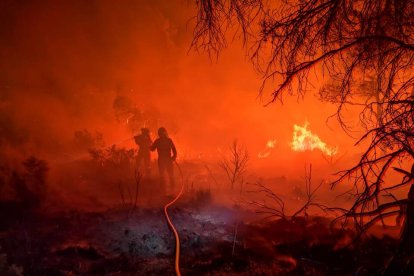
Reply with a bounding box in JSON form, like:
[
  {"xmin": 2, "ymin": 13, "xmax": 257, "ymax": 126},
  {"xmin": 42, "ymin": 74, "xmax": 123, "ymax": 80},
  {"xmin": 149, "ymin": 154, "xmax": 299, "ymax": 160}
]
[{"xmin": 0, "ymin": 0, "xmax": 360, "ymax": 168}]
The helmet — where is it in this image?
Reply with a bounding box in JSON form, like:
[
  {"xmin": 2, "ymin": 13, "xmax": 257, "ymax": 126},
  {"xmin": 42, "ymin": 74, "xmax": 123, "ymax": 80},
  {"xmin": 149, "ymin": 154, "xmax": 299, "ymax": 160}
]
[{"xmin": 158, "ymin": 127, "xmax": 168, "ymax": 137}]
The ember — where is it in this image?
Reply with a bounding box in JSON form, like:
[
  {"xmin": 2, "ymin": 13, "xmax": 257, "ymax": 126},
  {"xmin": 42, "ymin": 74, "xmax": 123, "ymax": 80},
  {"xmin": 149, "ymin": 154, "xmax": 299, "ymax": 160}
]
[{"xmin": 257, "ymin": 139, "xmax": 277, "ymax": 158}]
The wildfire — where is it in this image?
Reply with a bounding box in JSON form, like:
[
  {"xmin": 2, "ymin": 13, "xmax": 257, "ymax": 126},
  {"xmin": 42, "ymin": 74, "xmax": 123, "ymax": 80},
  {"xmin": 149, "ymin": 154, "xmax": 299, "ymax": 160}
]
[
  {"xmin": 258, "ymin": 139, "xmax": 278, "ymax": 158},
  {"xmin": 291, "ymin": 122, "xmax": 337, "ymax": 156},
  {"xmin": 125, "ymin": 113, "xmax": 134, "ymax": 125}
]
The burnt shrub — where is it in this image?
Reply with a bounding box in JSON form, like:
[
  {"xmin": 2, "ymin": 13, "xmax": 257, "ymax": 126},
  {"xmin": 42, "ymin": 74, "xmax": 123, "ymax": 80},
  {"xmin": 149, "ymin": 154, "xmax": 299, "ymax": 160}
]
[{"xmin": 9, "ymin": 156, "xmax": 50, "ymax": 208}]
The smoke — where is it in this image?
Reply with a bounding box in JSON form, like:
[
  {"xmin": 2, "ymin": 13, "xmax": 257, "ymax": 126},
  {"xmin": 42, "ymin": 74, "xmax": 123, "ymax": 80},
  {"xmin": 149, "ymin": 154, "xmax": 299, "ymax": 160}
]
[{"xmin": 0, "ymin": 0, "xmax": 359, "ymax": 181}]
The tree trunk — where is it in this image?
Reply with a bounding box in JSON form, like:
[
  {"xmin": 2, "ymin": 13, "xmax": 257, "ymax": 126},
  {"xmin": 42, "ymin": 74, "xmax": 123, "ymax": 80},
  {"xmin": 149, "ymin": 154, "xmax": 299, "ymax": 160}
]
[{"xmin": 385, "ymin": 184, "xmax": 414, "ymax": 274}]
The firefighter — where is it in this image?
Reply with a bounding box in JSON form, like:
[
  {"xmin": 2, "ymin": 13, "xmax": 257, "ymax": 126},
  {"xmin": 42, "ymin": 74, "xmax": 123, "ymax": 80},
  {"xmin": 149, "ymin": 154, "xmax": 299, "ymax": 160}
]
[
  {"xmin": 150, "ymin": 127, "xmax": 177, "ymax": 190},
  {"xmin": 134, "ymin": 128, "xmax": 152, "ymax": 175}
]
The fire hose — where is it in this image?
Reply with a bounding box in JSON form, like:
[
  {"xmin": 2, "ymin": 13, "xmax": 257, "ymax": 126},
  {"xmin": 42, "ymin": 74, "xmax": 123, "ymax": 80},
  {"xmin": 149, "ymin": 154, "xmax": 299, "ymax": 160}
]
[
  {"xmin": 163, "ymin": 160, "xmax": 184, "ymax": 276},
  {"xmin": 67, "ymin": 134, "xmax": 185, "ymax": 274}
]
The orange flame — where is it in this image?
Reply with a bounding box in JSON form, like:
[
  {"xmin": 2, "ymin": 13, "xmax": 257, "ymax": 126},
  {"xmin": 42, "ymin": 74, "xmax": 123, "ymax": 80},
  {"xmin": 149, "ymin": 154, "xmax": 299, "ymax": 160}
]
[
  {"xmin": 291, "ymin": 122, "xmax": 337, "ymax": 156},
  {"xmin": 258, "ymin": 139, "xmax": 278, "ymax": 158},
  {"xmin": 125, "ymin": 113, "xmax": 134, "ymax": 125}
]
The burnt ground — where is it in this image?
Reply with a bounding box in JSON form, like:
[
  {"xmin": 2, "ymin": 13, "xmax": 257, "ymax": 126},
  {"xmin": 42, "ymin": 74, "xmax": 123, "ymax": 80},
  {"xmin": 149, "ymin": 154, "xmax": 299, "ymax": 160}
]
[{"xmin": 0, "ymin": 195, "xmax": 405, "ymax": 276}]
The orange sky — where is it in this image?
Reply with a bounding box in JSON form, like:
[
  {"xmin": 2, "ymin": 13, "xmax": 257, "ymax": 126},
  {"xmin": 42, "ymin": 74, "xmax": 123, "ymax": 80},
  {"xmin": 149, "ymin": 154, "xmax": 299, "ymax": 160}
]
[{"xmin": 0, "ymin": 0, "xmax": 364, "ymax": 173}]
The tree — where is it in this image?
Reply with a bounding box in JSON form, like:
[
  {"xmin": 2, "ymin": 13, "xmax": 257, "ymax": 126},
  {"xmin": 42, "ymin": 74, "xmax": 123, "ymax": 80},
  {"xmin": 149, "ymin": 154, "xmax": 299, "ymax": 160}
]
[
  {"xmin": 192, "ymin": 0, "xmax": 414, "ymax": 272},
  {"xmin": 219, "ymin": 140, "xmax": 249, "ymax": 190}
]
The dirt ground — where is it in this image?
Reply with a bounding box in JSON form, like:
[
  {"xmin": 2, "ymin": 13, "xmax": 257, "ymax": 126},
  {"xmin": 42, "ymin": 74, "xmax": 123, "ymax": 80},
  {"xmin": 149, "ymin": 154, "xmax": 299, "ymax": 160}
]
[{"xmin": 0, "ymin": 193, "xmax": 405, "ymax": 275}]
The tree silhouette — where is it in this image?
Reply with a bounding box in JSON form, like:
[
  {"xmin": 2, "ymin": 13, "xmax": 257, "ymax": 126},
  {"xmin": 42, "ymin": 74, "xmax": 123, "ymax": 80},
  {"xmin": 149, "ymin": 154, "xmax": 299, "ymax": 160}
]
[
  {"xmin": 192, "ymin": 0, "xmax": 414, "ymax": 271},
  {"xmin": 219, "ymin": 140, "xmax": 249, "ymax": 190}
]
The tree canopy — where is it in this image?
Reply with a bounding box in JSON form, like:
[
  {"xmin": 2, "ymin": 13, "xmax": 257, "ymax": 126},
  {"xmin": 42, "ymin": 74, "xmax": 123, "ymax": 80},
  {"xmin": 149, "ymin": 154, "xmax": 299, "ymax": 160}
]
[{"xmin": 192, "ymin": 0, "xmax": 414, "ymax": 233}]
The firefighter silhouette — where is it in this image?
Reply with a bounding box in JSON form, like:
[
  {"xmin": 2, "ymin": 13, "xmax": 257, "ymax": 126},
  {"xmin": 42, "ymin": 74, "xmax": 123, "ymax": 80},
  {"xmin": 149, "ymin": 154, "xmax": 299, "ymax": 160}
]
[
  {"xmin": 134, "ymin": 128, "xmax": 152, "ymax": 175},
  {"xmin": 150, "ymin": 127, "xmax": 177, "ymax": 189}
]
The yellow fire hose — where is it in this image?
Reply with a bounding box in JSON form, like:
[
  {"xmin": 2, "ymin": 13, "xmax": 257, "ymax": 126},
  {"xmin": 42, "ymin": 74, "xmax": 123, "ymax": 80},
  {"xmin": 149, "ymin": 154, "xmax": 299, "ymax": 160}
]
[{"xmin": 163, "ymin": 161, "xmax": 184, "ymax": 276}]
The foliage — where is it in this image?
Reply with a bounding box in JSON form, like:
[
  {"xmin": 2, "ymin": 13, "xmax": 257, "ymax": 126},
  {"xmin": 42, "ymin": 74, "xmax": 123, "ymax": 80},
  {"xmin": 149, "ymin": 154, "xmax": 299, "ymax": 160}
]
[
  {"xmin": 112, "ymin": 94, "xmax": 161, "ymax": 134},
  {"xmin": 192, "ymin": 0, "xmax": 414, "ymax": 234},
  {"xmin": 89, "ymin": 145, "xmax": 135, "ymax": 168},
  {"xmin": 11, "ymin": 156, "xmax": 50, "ymax": 207},
  {"xmin": 0, "ymin": 156, "xmax": 49, "ymax": 207},
  {"xmin": 22, "ymin": 156, "xmax": 49, "ymax": 187},
  {"xmin": 73, "ymin": 129, "xmax": 105, "ymax": 151}
]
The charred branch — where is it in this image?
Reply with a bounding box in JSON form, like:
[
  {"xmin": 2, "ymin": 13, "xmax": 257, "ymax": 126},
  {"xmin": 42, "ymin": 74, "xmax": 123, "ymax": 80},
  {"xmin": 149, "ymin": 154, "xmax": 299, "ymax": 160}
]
[
  {"xmin": 219, "ymin": 139, "xmax": 249, "ymax": 189},
  {"xmin": 247, "ymin": 164, "xmax": 338, "ymax": 221},
  {"xmin": 193, "ymin": 0, "xmax": 414, "ymax": 234}
]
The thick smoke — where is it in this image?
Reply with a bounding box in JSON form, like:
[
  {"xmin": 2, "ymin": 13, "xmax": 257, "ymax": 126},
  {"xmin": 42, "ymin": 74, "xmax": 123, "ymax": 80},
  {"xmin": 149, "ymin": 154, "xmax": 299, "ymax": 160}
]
[{"xmin": 0, "ymin": 0, "xmax": 359, "ymax": 206}]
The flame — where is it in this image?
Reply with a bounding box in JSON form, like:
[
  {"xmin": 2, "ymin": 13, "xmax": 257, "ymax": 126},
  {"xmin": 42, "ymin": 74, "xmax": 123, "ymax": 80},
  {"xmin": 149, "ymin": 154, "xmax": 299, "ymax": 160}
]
[
  {"xmin": 266, "ymin": 139, "xmax": 277, "ymax": 148},
  {"xmin": 258, "ymin": 139, "xmax": 278, "ymax": 158},
  {"xmin": 125, "ymin": 113, "xmax": 134, "ymax": 125},
  {"xmin": 291, "ymin": 122, "xmax": 337, "ymax": 156}
]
